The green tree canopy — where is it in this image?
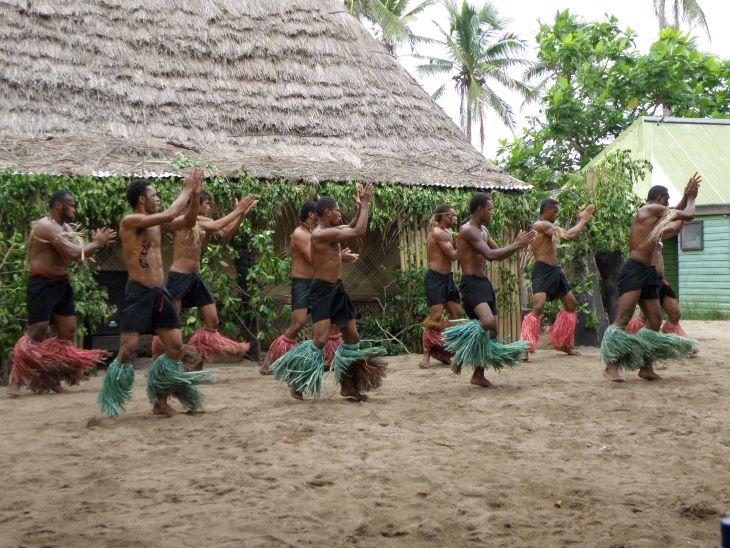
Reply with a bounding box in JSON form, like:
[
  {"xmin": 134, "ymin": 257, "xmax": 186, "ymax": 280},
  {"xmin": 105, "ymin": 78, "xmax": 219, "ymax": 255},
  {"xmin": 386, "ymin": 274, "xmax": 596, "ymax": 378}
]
[{"xmin": 499, "ymin": 11, "xmax": 730, "ymax": 191}]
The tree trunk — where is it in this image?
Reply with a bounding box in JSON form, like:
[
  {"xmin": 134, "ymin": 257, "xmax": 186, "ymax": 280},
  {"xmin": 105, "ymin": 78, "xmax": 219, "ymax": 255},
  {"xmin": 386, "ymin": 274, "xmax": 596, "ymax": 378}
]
[
  {"xmin": 594, "ymin": 251, "xmax": 624, "ymax": 323},
  {"xmin": 466, "ymin": 98, "xmax": 472, "ymax": 143}
]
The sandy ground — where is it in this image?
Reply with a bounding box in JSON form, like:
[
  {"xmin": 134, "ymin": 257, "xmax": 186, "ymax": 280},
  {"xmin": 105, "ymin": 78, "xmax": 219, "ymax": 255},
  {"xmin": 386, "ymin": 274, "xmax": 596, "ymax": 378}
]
[{"xmin": 1, "ymin": 320, "xmax": 729, "ymax": 547}]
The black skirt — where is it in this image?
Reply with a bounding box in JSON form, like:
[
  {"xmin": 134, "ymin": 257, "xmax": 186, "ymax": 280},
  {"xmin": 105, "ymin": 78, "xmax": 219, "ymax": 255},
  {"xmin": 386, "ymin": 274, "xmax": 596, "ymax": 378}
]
[
  {"xmin": 166, "ymin": 271, "xmax": 214, "ymax": 309},
  {"xmin": 308, "ymin": 279, "xmax": 356, "ymax": 327},
  {"xmin": 119, "ymin": 281, "xmax": 182, "ymax": 334},
  {"xmin": 424, "ymin": 269, "xmax": 461, "ymax": 307},
  {"xmin": 618, "ymin": 259, "xmax": 661, "ymax": 300},
  {"xmin": 459, "ymin": 274, "xmax": 497, "ymax": 319},
  {"xmin": 531, "ymin": 261, "xmax": 571, "ymax": 301}
]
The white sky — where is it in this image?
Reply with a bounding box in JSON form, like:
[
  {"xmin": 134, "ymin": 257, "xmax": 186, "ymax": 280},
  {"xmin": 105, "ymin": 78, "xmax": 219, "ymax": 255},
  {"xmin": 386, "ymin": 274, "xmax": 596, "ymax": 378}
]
[{"xmin": 394, "ymin": 0, "xmax": 730, "ymax": 160}]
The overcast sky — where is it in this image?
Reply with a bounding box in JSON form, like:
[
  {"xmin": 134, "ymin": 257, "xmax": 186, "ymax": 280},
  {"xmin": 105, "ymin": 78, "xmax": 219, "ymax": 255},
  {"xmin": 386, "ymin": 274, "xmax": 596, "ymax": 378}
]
[{"xmin": 394, "ymin": 0, "xmax": 730, "ymax": 160}]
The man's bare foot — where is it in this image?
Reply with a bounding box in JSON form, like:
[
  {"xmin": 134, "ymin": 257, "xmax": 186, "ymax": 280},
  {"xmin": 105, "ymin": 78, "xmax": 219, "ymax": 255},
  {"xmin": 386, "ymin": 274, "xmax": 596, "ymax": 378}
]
[
  {"xmin": 432, "ymin": 349, "xmax": 452, "ymax": 365},
  {"xmin": 420, "ymin": 352, "xmax": 430, "ymax": 369},
  {"xmin": 258, "ymin": 365, "xmax": 272, "ymax": 375},
  {"xmin": 557, "ymin": 346, "xmax": 581, "ymax": 356},
  {"xmin": 7, "ymin": 382, "xmax": 20, "ymax": 397},
  {"xmin": 522, "ymin": 349, "xmax": 530, "ymax": 362},
  {"xmin": 470, "ymin": 369, "xmax": 495, "ymax": 388},
  {"xmin": 603, "ymin": 365, "xmax": 624, "ymax": 383},
  {"xmin": 153, "ymin": 401, "xmax": 178, "ymax": 417},
  {"xmin": 290, "ymin": 388, "xmax": 304, "ymax": 400},
  {"xmin": 638, "ymin": 366, "xmax": 660, "ymax": 381},
  {"xmin": 340, "ymin": 387, "xmax": 368, "ymax": 401},
  {"xmin": 50, "ymin": 384, "xmax": 67, "ymax": 393}
]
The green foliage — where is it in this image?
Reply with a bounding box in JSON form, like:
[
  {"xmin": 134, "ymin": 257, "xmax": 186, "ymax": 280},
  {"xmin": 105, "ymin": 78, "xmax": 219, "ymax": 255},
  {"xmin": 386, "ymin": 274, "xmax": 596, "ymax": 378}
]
[
  {"xmin": 0, "ymin": 232, "xmax": 29, "ymax": 379},
  {"xmin": 499, "ymin": 12, "xmax": 729, "ymax": 190},
  {"xmin": 559, "ymin": 151, "xmax": 649, "ymax": 256},
  {"xmin": 68, "ymin": 262, "xmax": 115, "ymax": 339},
  {"xmin": 1, "ymin": 169, "xmax": 525, "ymax": 357},
  {"xmin": 359, "ymin": 267, "xmax": 429, "ymax": 355}
]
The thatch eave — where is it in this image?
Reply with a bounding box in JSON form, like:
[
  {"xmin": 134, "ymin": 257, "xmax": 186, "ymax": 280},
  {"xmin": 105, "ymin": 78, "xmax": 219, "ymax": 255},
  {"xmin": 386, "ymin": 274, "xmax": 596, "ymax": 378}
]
[
  {"xmin": 0, "ymin": 136, "xmax": 530, "ymax": 191},
  {"xmin": 0, "ymin": 0, "xmax": 530, "ymax": 192}
]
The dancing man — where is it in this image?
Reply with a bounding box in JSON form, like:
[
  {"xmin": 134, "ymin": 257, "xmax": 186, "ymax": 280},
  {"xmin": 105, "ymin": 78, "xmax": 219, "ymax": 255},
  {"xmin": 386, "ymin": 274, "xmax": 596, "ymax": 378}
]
[
  {"xmin": 152, "ymin": 191, "xmax": 257, "ymax": 364},
  {"xmin": 601, "ymin": 175, "xmax": 700, "ymax": 383},
  {"xmin": 421, "ymin": 204, "xmax": 461, "ymax": 369},
  {"xmin": 519, "ymin": 199, "xmax": 595, "ymax": 359},
  {"xmin": 443, "ymin": 193, "xmax": 535, "ymax": 387},
  {"xmin": 271, "ymin": 184, "xmax": 386, "ymax": 401},
  {"xmin": 98, "ymin": 169, "xmax": 215, "ymax": 417},
  {"xmin": 8, "ymin": 191, "xmax": 116, "ymax": 396},
  {"xmin": 259, "ymin": 201, "xmax": 359, "ymax": 374},
  {"xmin": 626, "ymin": 188, "xmax": 689, "ymax": 337}
]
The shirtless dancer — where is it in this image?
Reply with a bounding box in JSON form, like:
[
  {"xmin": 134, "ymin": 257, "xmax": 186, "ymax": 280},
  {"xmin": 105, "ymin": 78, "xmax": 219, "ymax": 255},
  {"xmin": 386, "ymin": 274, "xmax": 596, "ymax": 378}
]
[
  {"xmin": 97, "ymin": 170, "xmax": 215, "ymax": 417},
  {"xmin": 8, "ymin": 190, "xmax": 116, "ymax": 396},
  {"xmin": 421, "ymin": 204, "xmax": 461, "ymax": 369},
  {"xmin": 519, "ymin": 199, "xmax": 595, "ymax": 358},
  {"xmin": 259, "ymin": 201, "xmax": 358, "ymax": 374},
  {"xmin": 271, "ymin": 184, "xmax": 386, "ymax": 401},
  {"xmin": 152, "ymin": 191, "xmax": 257, "ymax": 363},
  {"xmin": 601, "ymin": 175, "xmax": 700, "ymax": 383},
  {"xmin": 449, "ymin": 193, "xmax": 535, "ymax": 387},
  {"xmin": 626, "ymin": 188, "xmax": 688, "ymax": 337}
]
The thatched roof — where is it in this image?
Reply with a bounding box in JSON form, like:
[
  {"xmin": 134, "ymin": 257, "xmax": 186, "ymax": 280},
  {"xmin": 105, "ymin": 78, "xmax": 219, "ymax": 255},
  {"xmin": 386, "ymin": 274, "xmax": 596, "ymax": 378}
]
[{"xmin": 0, "ymin": 0, "xmax": 528, "ymax": 191}]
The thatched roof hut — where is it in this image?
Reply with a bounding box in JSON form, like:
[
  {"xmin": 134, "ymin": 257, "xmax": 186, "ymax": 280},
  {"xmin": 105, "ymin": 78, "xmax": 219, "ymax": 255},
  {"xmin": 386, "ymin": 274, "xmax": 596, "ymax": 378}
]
[{"xmin": 0, "ymin": 0, "xmax": 527, "ymax": 191}]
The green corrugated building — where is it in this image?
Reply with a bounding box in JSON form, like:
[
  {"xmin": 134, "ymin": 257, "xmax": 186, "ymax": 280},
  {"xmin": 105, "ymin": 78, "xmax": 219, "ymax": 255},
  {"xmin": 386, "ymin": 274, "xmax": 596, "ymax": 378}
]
[{"xmin": 587, "ymin": 116, "xmax": 730, "ymax": 319}]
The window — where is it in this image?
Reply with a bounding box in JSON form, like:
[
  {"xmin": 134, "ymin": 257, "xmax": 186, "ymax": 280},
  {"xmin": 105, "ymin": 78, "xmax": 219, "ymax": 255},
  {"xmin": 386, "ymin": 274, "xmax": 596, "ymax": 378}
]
[{"xmin": 680, "ymin": 221, "xmax": 704, "ymax": 251}]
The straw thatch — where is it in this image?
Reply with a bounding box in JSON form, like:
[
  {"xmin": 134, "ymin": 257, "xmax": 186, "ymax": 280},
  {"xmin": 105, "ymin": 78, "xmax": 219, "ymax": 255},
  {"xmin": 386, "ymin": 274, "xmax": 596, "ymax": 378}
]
[{"xmin": 0, "ymin": 0, "xmax": 528, "ymax": 190}]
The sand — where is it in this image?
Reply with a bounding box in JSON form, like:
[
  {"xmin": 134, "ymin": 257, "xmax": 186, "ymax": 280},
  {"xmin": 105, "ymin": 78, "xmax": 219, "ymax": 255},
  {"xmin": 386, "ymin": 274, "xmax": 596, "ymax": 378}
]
[{"xmin": 1, "ymin": 320, "xmax": 729, "ymax": 547}]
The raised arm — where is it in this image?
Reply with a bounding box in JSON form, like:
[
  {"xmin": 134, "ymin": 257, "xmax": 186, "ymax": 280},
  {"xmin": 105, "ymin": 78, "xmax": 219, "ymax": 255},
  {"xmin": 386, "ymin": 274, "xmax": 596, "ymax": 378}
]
[
  {"xmin": 561, "ymin": 204, "xmax": 595, "ymax": 240},
  {"xmin": 198, "ymin": 195, "xmax": 257, "ymax": 238},
  {"xmin": 347, "ymin": 186, "xmax": 363, "ymax": 228},
  {"xmin": 662, "ymin": 220, "xmax": 684, "ymax": 239},
  {"xmin": 167, "ymin": 177, "xmax": 203, "ymax": 231},
  {"xmin": 48, "ymin": 224, "xmax": 116, "ymax": 261},
  {"xmin": 461, "ymin": 225, "xmax": 536, "ymax": 261},
  {"xmin": 122, "ymin": 168, "xmax": 202, "ymax": 230},
  {"xmin": 434, "ymin": 228, "xmax": 457, "ymax": 261},
  {"xmin": 219, "ymin": 196, "xmax": 258, "ymax": 238},
  {"xmin": 313, "ymin": 183, "xmax": 373, "ymax": 244},
  {"xmin": 674, "ymin": 173, "xmax": 701, "ymax": 211}
]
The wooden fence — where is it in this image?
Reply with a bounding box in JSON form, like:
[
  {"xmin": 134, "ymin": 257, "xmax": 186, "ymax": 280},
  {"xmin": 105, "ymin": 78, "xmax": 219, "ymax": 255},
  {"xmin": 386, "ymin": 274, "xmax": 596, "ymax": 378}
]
[{"xmin": 399, "ymin": 221, "xmax": 524, "ymax": 342}]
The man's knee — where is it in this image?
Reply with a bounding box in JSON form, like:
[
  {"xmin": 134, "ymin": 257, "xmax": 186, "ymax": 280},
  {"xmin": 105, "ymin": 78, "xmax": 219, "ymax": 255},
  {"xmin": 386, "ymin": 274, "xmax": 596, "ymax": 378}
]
[
  {"xmin": 312, "ymin": 333, "xmax": 328, "ymax": 349},
  {"xmin": 205, "ymin": 317, "xmax": 220, "ymax": 331},
  {"xmin": 116, "ymin": 342, "xmax": 136, "ymax": 363},
  {"xmin": 480, "ymin": 318, "xmax": 498, "ymax": 337},
  {"xmin": 667, "ymin": 308, "xmax": 681, "ymax": 323},
  {"xmin": 56, "ymin": 324, "xmax": 76, "ymax": 341},
  {"xmin": 615, "ymin": 305, "xmax": 637, "ymax": 328},
  {"xmin": 27, "ymin": 323, "xmax": 47, "ymax": 342},
  {"xmin": 165, "ymin": 337, "xmax": 184, "ymax": 355},
  {"xmin": 532, "ymin": 303, "xmax": 545, "ymax": 317},
  {"xmin": 563, "ymin": 294, "xmax": 577, "ymax": 313},
  {"xmin": 290, "ymin": 317, "xmax": 307, "ymax": 332},
  {"xmin": 646, "ymin": 316, "xmax": 662, "ymax": 331}
]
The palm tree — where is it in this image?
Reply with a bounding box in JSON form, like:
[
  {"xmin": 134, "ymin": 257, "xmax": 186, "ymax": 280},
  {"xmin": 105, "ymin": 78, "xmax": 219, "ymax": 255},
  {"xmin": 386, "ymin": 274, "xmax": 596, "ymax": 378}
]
[
  {"xmin": 346, "ymin": 0, "xmax": 436, "ymax": 55},
  {"xmin": 652, "ymin": 0, "xmax": 710, "ymax": 39},
  {"xmin": 417, "ymin": 1, "xmax": 533, "ymax": 150}
]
